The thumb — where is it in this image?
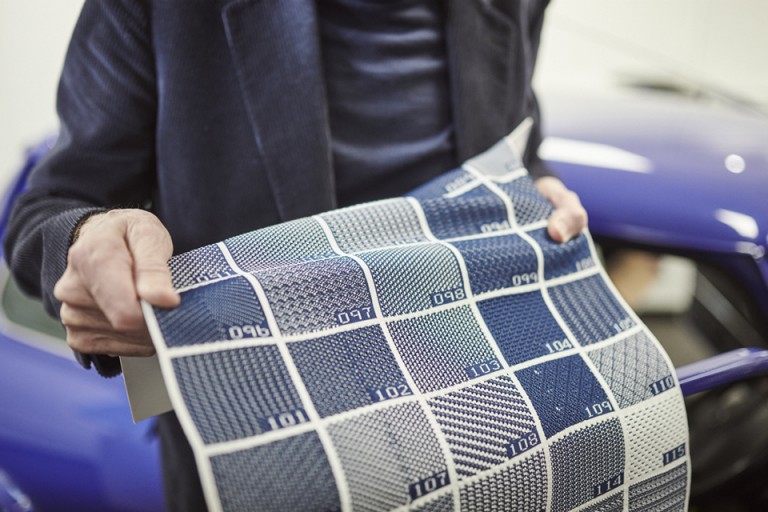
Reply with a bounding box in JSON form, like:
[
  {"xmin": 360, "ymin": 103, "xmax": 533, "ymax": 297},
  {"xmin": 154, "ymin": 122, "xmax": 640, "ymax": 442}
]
[{"xmin": 125, "ymin": 213, "xmax": 180, "ymax": 308}]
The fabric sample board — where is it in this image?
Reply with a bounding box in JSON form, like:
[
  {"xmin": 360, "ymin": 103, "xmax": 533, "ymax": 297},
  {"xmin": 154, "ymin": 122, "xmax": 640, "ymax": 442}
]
[{"xmin": 144, "ymin": 121, "xmax": 690, "ymax": 511}]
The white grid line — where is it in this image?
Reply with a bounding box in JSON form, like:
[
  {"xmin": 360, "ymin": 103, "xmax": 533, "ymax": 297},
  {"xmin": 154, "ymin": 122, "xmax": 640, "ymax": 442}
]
[
  {"xmin": 141, "ymin": 300, "xmax": 224, "ymax": 511},
  {"xmin": 220, "ymin": 240, "xmax": 352, "ymax": 511},
  {"xmin": 172, "ymin": 217, "xmax": 551, "ymax": 294},
  {"xmin": 162, "ymin": 257, "xmax": 602, "ymax": 360},
  {"xmin": 314, "ymin": 212, "xmax": 463, "ymax": 511},
  {"xmin": 461, "ymin": 163, "xmax": 562, "ymax": 512},
  {"xmin": 144, "ymin": 159, "xmax": 690, "ymax": 511}
]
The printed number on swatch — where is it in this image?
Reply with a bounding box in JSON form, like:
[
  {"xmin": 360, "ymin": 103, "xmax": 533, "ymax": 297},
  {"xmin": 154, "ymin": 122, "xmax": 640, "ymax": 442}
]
[
  {"xmin": 409, "ymin": 470, "xmax": 450, "ymax": 500},
  {"xmin": 544, "ymin": 339, "xmax": 573, "ymax": 354},
  {"xmin": 612, "ymin": 317, "xmax": 634, "ymax": 334},
  {"xmin": 430, "ymin": 287, "xmax": 465, "ymax": 307},
  {"xmin": 480, "ymin": 220, "xmax": 511, "ymax": 233},
  {"xmin": 575, "ymin": 257, "xmax": 594, "ymax": 271},
  {"xmin": 593, "ymin": 472, "xmax": 624, "ymax": 498},
  {"xmin": 228, "ymin": 324, "xmax": 271, "ymax": 339},
  {"xmin": 466, "ymin": 358, "xmax": 502, "ymax": 378},
  {"xmin": 370, "ymin": 383, "xmax": 412, "ymax": 402},
  {"xmin": 649, "ymin": 375, "xmax": 675, "ymax": 396},
  {"xmin": 584, "ymin": 400, "xmax": 613, "ymax": 419},
  {"xmin": 194, "ymin": 268, "xmax": 237, "ymax": 284},
  {"xmin": 662, "ymin": 444, "xmax": 686, "ymax": 466},
  {"xmin": 261, "ymin": 409, "xmax": 308, "ymax": 431},
  {"xmin": 507, "ymin": 431, "xmax": 540, "ymax": 459},
  {"xmin": 511, "ymin": 272, "xmax": 538, "ymax": 287},
  {"xmin": 335, "ymin": 306, "xmax": 374, "ymax": 325}
]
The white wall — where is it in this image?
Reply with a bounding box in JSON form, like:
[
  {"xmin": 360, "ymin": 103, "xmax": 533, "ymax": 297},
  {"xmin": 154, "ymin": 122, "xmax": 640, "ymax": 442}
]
[
  {"xmin": 0, "ymin": 0, "xmax": 84, "ymax": 190},
  {"xmin": 536, "ymin": 0, "xmax": 768, "ymax": 106},
  {"xmin": 1, "ymin": 0, "xmax": 767, "ymax": 190}
]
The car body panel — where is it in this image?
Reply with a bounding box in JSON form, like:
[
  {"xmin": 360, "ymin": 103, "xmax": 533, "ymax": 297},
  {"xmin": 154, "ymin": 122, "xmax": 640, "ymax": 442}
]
[
  {"xmin": 0, "ymin": 305, "xmax": 164, "ymax": 511},
  {"xmin": 541, "ymin": 87, "xmax": 768, "ymax": 318},
  {"xmin": 542, "ymin": 88, "xmax": 768, "ymax": 253}
]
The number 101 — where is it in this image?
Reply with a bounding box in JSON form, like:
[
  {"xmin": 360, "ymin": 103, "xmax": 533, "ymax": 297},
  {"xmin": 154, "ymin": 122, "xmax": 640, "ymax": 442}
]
[{"xmin": 261, "ymin": 409, "xmax": 308, "ymax": 431}]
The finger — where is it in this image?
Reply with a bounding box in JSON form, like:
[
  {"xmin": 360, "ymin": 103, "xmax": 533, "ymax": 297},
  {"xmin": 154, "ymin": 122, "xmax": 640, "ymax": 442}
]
[
  {"xmin": 66, "ymin": 327, "xmax": 156, "ymax": 357},
  {"xmin": 60, "ymin": 303, "xmax": 115, "ymax": 331},
  {"xmin": 547, "ymin": 204, "xmax": 587, "ymax": 243},
  {"xmin": 125, "ymin": 215, "xmax": 180, "ymax": 308},
  {"xmin": 68, "ymin": 219, "xmax": 145, "ymax": 330},
  {"xmin": 535, "ymin": 176, "xmax": 568, "ymax": 204},
  {"xmin": 535, "ymin": 177, "xmax": 588, "ymax": 243},
  {"xmin": 54, "ymin": 267, "xmax": 98, "ymax": 307}
]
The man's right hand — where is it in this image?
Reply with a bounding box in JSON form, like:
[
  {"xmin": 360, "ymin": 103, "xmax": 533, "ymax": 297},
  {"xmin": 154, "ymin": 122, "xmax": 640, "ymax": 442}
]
[{"xmin": 54, "ymin": 209, "xmax": 180, "ymax": 357}]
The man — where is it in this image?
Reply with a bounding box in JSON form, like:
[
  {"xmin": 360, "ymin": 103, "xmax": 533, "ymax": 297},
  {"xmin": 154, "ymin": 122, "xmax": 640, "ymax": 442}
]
[{"xmin": 4, "ymin": 0, "xmax": 586, "ymax": 508}]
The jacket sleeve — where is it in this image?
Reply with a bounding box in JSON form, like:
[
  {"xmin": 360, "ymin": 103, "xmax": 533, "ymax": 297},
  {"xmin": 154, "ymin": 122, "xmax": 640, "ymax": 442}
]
[{"xmin": 2, "ymin": 0, "xmax": 157, "ymax": 375}]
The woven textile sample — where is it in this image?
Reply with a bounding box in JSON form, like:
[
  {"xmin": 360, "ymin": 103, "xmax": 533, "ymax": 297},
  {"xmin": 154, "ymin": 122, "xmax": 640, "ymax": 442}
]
[{"xmin": 144, "ymin": 121, "xmax": 690, "ymax": 511}]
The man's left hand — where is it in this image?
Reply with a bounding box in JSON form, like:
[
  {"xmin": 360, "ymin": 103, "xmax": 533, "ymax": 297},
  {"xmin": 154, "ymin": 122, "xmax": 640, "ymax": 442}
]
[{"xmin": 535, "ymin": 176, "xmax": 588, "ymax": 243}]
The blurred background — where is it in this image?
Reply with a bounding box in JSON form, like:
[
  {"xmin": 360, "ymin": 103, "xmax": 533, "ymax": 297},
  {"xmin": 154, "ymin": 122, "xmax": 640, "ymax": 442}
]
[
  {"xmin": 536, "ymin": 0, "xmax": 768, "ymax": 104},
  {"xmin": 0, "ymin": 1, "xmax": 82, "ymax": 191},
  {"xmin": 537, "ymin": 0, "xmax": 768, "ymax": 367},
  {"xmin": 2, "ymin": 0, "xmax": 768, "ymax": 186}
]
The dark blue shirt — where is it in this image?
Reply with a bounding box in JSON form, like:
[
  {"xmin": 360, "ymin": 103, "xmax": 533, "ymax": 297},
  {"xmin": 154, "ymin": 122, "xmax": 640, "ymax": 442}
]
[{"xmin": 318, "ymin": 0, "xmax": 456, "ymax": 206}]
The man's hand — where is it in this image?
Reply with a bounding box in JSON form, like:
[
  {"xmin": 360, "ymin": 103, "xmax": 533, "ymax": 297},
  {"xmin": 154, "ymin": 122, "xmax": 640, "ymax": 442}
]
[
  {"xmin": 536, "ymin": 176, "xmax": 588, "ymax": 243},
  {"xmin": 54, "ymin": 209, "xmax": 180, "ymax": 357}
]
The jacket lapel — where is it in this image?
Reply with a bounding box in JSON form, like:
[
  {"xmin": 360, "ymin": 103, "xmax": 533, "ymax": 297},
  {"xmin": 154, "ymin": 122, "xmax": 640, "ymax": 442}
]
[
  {"xmin": 222, "ymin": 0, "xmax": 336, "ymax": 221},
  {"xmin": 447, "ymin": 0, "xmax": 531, "ymax": 162}
]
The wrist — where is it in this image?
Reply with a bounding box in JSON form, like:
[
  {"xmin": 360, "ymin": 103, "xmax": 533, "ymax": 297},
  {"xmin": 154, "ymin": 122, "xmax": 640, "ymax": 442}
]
[{"xmin": 70, "ymin": 209, "xmax": 107, "ymax": 245}]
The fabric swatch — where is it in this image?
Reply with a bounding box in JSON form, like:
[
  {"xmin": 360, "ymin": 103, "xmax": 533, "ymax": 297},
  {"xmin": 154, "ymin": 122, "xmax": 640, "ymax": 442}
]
[{"xmin": 145, "ymin": 122, "xmax": 690, "ymax": 511}]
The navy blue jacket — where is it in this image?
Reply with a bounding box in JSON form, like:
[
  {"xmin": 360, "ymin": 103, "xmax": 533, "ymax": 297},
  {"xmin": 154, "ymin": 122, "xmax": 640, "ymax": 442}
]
[
  {"xmin": 5, "ymin": 0, "xmax": 551, "ymax": 323},
  {"xmin": 3, "ymin": 1, "xmax": 552, "ymax": 506}
]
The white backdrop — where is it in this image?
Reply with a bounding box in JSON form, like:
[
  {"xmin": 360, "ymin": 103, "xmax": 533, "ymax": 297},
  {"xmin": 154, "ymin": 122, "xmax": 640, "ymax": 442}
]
[{"xmin": 0, "ymin": 0, "xmax": 84, "ymax": 190}]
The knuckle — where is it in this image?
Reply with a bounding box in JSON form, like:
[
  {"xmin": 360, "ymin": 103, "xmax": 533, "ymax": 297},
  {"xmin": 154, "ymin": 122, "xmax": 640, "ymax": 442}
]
[
  {"xmin": 103, "ymin": 208, "xmax": 135, "ymax": 223},
  {"xmin": 110, "ymin": 311, "xmax": 144, "ymax": 331},
  {"xmin": 66, "ymin": 329, "xmax": 95, "ymax": 353},
  {"xmin": 67, "ymin": 242, "xmax": 90, "ymax": 266},
  {"xmin": 574, "ymin": 207, "xmax": 588, "ymax": 226},
  {"xmin": 54, "ymin": 274, "xmax": 87, "ymax": 305},
  {"xmin": 136, "ymin": 345, "xmax": 156, "ymax": 357},
  {"xmin": 53, "ymin": 278, "xmax": 69, "ymax": 301},
  {"xmin": 59, "ymin": 304, "xmax": 74, "ymax": 326},
  {"xmin": 565, "ymin": 191, "xmax": 579, "ymax": 203},
  {"xmin": 121, "ymin": 208, "xmax": 156, "ymax": 227}
]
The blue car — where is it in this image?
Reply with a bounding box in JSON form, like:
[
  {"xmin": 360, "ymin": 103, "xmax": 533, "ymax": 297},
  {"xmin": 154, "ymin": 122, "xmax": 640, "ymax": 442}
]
[
  {"xmin": 1, "ymin": 82, "xmax": 767, "ymax": 510},
  {"xmin": 543, "ymin": 84, "xmax": 768, "ymax": 319},
  {"xmin": 542, "ymin": 83, "xmax": 768, "ymax": 509}
]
